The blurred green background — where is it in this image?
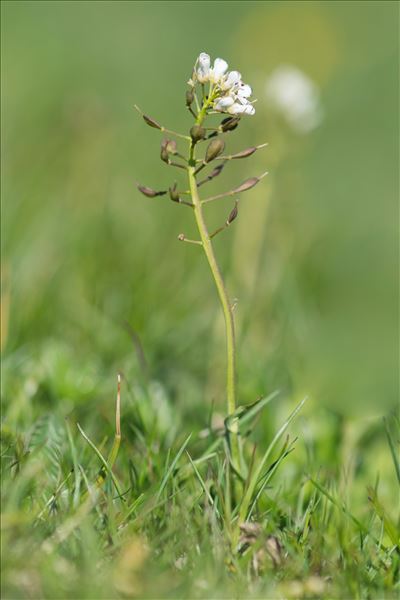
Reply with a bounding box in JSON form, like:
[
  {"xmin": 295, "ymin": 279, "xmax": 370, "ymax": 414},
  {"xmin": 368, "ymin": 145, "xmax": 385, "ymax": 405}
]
[{"xmin": 2, "ymin": 0, "xmax": 398, "ymax": 427}]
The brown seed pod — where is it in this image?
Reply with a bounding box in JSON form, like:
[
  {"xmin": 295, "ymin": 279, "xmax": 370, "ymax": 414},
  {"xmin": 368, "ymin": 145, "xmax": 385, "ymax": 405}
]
[
  {"xmin": 197, "ymin": 163, "xmax": 226, "ymax": 187},
  {"xmin": 229, "ymin": 143, "xmax": 268, "ymax": 159},
  {"xmin": 205, "ymin": 138, "xmax": 225, "ymax": 163},
  {"xmin": 160, "ymin": 148, "xmax": 169, "ymax": 163},
  {"xmin": 233, "ymin": 177, "xmax": 260, "ymax": 193},
  {"xmin": 137, "ymin": 184, "xmax": 166, "ymax": 198},
  {"xmin": 209, "ymin": 163, "xmax": 225, "ymax": 178},
  {"xmin": 160, "ymin": 139, "xmax": 170, "ymax": 163},
  {"xmin": 230, "ymin": 147, "xmax": 257, "ymax": 159},
  {"xmin": 186, "ymin": 89, "xmax": 194, "ymax": 107},
  {"xmin": 220, "ymin": 116, "xmax": 240, "ymax": 132},
  {"xmin": 226, "ymin": 202, "xmax": 239, "ymax": 225},
  {"xmin": 142, "ymin": 114, "xmax": 162, "ymax": 129},
  {"xmin": 160, "ymin": 139, "xmax": 178, "ymax": 163},
  {"xmin": 169, "ymin": 186, "xmax": 180, "ymax": 202},
  {"xmin": 165, "ymin": 139, "xmax": 177, "ymax": 154},
  {"xmin": 190, "ymin": 125, "xmax": 206, "ymax": 142}
]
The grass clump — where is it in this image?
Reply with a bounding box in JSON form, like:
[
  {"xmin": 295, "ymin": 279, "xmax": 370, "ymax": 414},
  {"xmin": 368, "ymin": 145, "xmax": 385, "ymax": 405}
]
[{"xmin": 1, "ymin": 369, "xmax": 399, "ymax": 599}]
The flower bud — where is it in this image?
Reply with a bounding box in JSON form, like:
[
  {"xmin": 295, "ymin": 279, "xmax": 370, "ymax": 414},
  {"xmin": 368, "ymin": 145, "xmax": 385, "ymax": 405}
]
[
  {"xmin": 142, "ymin": 113, "xmax": 162, "ymax": 129},
  {"xmin": 220, "ymin": 117, "xmax": 240, "ymax": 132},
  {"xmin": 186, "ymin": 89, "xmax": 194, "ymax": 107},
  {"xmin": 205, "ymin": 138, "xmax": 225, "ymax": 163},
  {"xmin": 190, "ymin": 125, "xmax": 206, "ymax": 142},
  {"xmin": 137, "ymin": 184, "xmax": 166, "ymax": 198}
]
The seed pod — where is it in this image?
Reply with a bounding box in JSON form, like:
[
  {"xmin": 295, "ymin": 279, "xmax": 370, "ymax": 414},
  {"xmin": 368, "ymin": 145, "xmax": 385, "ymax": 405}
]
[
  {"xmin": 137, "ymin": 184, "xmax": 166, "ymax": 198},
  {"xmin": 160, "ymin": 139, "xmax": 170, "ymax": 163},
  {"xmin": 160, "ymin": 139, "xmax": 178, "ymax": 163},
  {"xmin": 226, "ymin": 202, "xmax": 239, "ymax": 225},
  {"xmin": 190, "ymin": 125, "xmax": 206, "ymax": 142},
  {"xmin": 186, "ymin": 89, "xmax": 194, "ymax": 107},
  {"xmin": 230, "ymin": 147, "xmax": 257, "ymax": 159},
  {"xmin": 197, "ymin": 163, "xmax": 225, "ymax": 187},
  {"xmin": 205, "ymin": 138, "xmax": 225, "ymax": 163},
  {"xmin": 142, "ymin": 113, "xmax": 162, "ymax": 129},
  {"xmin": 169, "ymin": 186, "xmax": 180, "ymax": 202},
  {"xmin": 220, "ymin": 117, "xmax": 240, "ymax": 132},
  {"xmin": 166, "ymin": 139, "xmax": 177, "ymax": 154},
  {"xmin": 209, "ymin": 163, "xmax": 225, "ymax": 179},
  {"xmin": 233, "ymin": 177, "xmax": 260, "ymax": 193},
  {"xmin": 208, "ymin": 163, "xmax": 225, "ymax": 179}
]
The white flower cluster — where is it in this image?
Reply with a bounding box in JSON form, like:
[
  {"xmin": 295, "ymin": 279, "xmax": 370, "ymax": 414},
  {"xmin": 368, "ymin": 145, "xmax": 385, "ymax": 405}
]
[{"xmin": 194, "ymin": 52, "xmax": 255, "ymax": 116}]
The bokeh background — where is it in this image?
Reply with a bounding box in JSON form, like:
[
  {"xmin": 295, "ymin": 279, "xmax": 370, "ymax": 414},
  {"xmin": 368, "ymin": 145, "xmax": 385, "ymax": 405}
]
[{"xmin": 2, "ymin": 1, "xmax": 398, "ymax": 441}]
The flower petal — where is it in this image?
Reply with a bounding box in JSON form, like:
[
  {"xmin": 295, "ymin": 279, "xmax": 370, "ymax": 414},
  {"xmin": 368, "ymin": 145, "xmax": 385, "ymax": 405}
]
[
  {"xmin": 214, "ymin": 96, "xmax": 235, "ymax": 111},
  {"xmin": 198, "ymin": 52, "xmax": 211, "ymax": 69},
  {"xmin": 238, "ymin": 84, "xmax": 252, "ymax": 98},
  {"xmin": 228, "ymin": 102, "xmax": 255, "ymax": 116},
  {"xmin": 197, "ymin": 52, "xmax": 211, "ymax": 83},
  {"xmin": 210, "ymin": 58, "xmax": 228, "ymax": 83},
  {"xmin": 221, "ymin": 70, "xmax": 242, "ymax": 90}
]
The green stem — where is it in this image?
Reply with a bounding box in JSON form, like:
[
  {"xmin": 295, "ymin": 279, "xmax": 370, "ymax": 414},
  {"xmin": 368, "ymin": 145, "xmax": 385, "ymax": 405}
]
[
  {"xmin": 188, "ymin": 167, "xmax": 236, "ymax": 417},
  {"xmin": 187, "ymin": 101, "xmax": 240, "ymax": 470}
]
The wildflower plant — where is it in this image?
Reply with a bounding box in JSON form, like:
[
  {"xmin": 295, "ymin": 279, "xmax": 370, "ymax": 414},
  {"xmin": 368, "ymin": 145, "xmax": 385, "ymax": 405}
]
[
  {"xmin": 136, "ymin": 52, "xmax": 269, "ymax": 470},
  {"xmin": 135, "ymin": 53, "xmax": 305, "ymax": 540}
]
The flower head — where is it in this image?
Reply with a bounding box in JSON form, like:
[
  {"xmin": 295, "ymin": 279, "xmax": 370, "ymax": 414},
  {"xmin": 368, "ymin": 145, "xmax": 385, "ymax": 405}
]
[{"xmin": 194, "ymin": 51, "xmax": 256, "ymax": 116}]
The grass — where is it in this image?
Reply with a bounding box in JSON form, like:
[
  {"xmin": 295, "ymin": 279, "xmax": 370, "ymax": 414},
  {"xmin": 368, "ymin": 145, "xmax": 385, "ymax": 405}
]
[{"xmin": 1, "ymin": 367, "xmax": 399, "ymax": 598}]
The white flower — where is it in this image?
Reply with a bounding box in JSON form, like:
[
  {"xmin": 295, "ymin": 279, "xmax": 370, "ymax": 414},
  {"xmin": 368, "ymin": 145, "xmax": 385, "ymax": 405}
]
[
  {"xmin": 209, "ymin": 58, "xmax": 228, "ymax": 84},
  {"xmin": 221, "ymin": 70, "xmax": 242, "ymax": 91},
  {"xmin": 214, "ymin": 96, "xmax": 235, "ymax": 111},
  {"xmin": 197, "ymin": 52, "xmax": 211, "ymax": 83},
  {"xmin": 227, "ymin": 102, "xmax": 255, "ymax": 116},
  {"xmin": 265, "ymin": 65, "xmax": 323, "ymax": 133},
  {"xmin": 237, "ymin": 84, "xmax": 252, "ymax": 101}
]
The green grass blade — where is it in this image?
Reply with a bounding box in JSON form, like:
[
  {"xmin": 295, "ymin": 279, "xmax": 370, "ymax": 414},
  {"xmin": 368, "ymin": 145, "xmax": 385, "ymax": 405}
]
[
  {"xmin": 247, "ymin": 440, "xmax": 296, "ymax": 520},
  {"xmin": 367, "ymin": 486, "xmax": 399, "ymax": 547},
  {"xmin": 237, "ymin": 390, "xmax": 280, "ymax": 431},
  {"xmin": 119, "ymin": 493, "xmax": 146, "ymax": 526},
  {"xmin": 186, "ymin": 450, "xmax": 219, "ymax": 516},
  {"xmin": 156, "ymin": 433, "xmax": 192, "ymax": 501},
  {"xmin": 383, "ymin": 416, "xmax": 400, "ymax": 486},
  {"xmin": 309, "ymin": 477, "xmax": 387, "ymax": 549},
  {"xmin": 238, "ymin": 396, "xmax": 307, "ymax": 525},
  {"xmin": 65, "ymin": 419, "xmax": 81, "ymax": 508},
  {"xmin": 77, "ymin": 423, "xmax": 123, "ymax": 499}
]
